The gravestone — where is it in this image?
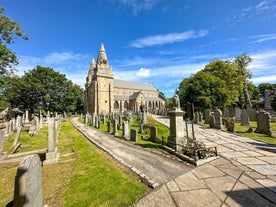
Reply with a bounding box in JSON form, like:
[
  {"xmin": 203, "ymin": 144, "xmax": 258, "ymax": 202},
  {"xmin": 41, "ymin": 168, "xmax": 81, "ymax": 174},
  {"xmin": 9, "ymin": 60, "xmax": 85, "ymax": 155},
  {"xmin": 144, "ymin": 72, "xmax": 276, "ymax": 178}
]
[
  {"xmin": 209, "ymin": 114, "xmax": 215, "ymax": 128},
  {"xmin": 234, "ymin": 107, "xmax": 242, "ymax": 122},
  {"xmin": 198, "ymin": 112, "xmax": 203, "ymax": 122},
  {"xmin": 97, "ymin": 117, "xmax": 101, "ymax": 129},
  {"xmin": 12, "ymin": 126, "xmax": 22, "ymax": 147},
  {"xmin": 0, "ymin": 124, "xmax": 6, "ymax": 153},
  {"xmin": 255, "ymin": 110, "xmax": 272, "ymax": 136},
  {"xmin": 142, "ymin": 111, "xmax": 147, "ymax": 124},
  {"xmin": 214, "ymin": 109, "xmax": 223, "ymax": 129},
  {"xmin": 194, "ymin": 111, "xmax": 199, "ymax": 124},
  {"xmin": 112, "ymin": 119, "xmax": 118, "ymax": 136},
  {"xmin": 44, "ymin": 118, "xmax": 59, "ymax": 164},
  {"xmin": 25, "ymin": 111, "xmax": 29, "ymax": 124},
  {"xmin": 240, "ymin": 109, "xmax": 250, "ymax": 126},
  {"xmin": 13, "ymin": 154, "xmax": 44, "ymax": 207},
  {"xmin": 204, "ymin": 109, "xmax": 211, "ymax": 124},
  {"xmin": 122, "ymin": 121, "xmax": 129, "ymax": 139},
  {"xmin": 264, "ymin": 89, "xmax": 272, "ymax": 109},
  {"xmin": 167, "ymin": 106, "xmax": 186, "ymax": 152},
  {"xmin": 130, "ymin": 129, "xmax": 137, "ymax": 142},
  {"xmin": 107, "ymin": 120, "xmax": 111, "ymax": 133},
  {"xmin": 95, "ymin": 116, "xmax": 99, "ymax": 128},
  {"xmin": 150, "ymin": 126, "xmax": 158, "ymax": 142}
]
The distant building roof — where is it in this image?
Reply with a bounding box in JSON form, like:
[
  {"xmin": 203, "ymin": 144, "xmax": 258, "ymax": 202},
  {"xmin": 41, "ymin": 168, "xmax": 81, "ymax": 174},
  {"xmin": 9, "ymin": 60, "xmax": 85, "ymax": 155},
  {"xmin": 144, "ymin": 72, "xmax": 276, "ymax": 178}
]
[{"xmin": 114, "ymin": 79, "xmax": 158, "ymax": 91}]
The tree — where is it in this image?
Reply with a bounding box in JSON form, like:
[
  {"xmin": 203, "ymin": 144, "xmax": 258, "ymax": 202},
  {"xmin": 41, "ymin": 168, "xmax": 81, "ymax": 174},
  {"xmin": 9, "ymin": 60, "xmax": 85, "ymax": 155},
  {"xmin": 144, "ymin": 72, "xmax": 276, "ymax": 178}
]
[
  {"xmin": 0, "ymin": 7, "xmax": 28, "ymax": 75},
  {"xmin": 178, "ymin": 71, "xmax": 228, "ymax": 111},
  {"xmin": 3, "ymin": 66, "xmax": 84, "ymax": 113},
  {"xmin": 258, "ymin": 83, "xmax": 274, "ymax": 97},
  {"xmin": 234, "ymin": 53, "xmax": 253, "ymax": 108},
  {"xmin": 203, "ymin": 59, "xmax": 243, "ymax": 106}
]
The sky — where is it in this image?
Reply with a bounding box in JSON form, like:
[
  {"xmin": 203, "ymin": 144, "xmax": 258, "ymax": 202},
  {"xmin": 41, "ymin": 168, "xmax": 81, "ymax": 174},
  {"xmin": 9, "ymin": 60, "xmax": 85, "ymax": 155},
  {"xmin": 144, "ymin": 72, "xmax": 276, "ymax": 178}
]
[{"xmin": 1, "ymin": 0, "xmax": 276, "ymax": 98}]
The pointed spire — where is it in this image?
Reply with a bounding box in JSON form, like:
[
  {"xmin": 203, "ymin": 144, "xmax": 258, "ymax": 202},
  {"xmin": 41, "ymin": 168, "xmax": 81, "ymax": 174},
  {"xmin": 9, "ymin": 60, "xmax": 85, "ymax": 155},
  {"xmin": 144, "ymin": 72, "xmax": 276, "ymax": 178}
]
[{"xmin": 97, "ymin": 43, "xmax": 108, "ymax": 65}]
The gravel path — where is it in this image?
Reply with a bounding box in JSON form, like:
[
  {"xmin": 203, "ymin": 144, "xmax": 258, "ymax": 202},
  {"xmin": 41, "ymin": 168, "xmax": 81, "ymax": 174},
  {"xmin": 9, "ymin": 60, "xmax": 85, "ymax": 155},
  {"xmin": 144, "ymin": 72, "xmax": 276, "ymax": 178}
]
[{"xmin": 71, "ymin": 118, "xmax": 193, "ymax": 186}]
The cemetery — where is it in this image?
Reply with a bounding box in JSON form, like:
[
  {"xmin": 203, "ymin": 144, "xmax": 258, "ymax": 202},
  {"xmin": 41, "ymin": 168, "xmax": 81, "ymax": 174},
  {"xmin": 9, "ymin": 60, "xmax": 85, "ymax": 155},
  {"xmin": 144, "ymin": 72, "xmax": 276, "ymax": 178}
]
[{"xmin": 0, "ymin": 8, "xmax": 276, "ymax": 206}]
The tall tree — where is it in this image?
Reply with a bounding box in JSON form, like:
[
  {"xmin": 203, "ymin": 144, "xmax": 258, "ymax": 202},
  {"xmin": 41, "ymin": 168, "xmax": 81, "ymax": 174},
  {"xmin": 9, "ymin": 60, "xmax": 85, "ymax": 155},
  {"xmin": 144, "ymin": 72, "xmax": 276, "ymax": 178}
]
[
  {"xmin": 234, "ymin": 53, "xmax": 253, "ymax": 108},
  {"xmin": 3, "ymin": 66, "xmax": 84, "ymax": 113},
  {"xmin": 203, "ymin": 59, "xmax": 243, "ymax": 106},
  {"xmin": 178, "ymin": 71, "xmax": 228, "ymax": 111},
  {"xmin": 0, "ymin": 7, "xmax": 28, "ymax": 75}
]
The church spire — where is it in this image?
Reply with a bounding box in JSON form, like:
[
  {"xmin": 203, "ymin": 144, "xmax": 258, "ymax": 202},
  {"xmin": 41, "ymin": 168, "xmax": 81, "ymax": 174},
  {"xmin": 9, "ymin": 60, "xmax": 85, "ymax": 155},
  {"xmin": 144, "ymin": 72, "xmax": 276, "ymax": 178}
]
[{"xmin": 97, "ymin": 43, "xmax": 108, "ymax": 65}]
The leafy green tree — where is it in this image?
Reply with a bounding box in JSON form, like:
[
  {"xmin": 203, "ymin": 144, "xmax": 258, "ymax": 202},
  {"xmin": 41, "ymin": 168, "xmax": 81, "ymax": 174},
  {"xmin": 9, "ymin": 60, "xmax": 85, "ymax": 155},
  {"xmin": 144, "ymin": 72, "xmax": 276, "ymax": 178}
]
[
  {"xmin": 178, "ymin": 71, "xmax": 228, "ymax": 111},
  {"xmin": 3, "ymin": 66, "xmax": 84, "ymax": 113},
  {"xmin": 234, "ymin": 53, "xmax": 253, "ymax": 107},
  {"xmin": 203, "ymin": 59, "xmax": 243, "ymax": 106},
  {"xmin": 258, "ymin": 83, "xmax": 274, "ymax": 97},
  {"xmin": 0, "ymin": 7, "xmax": 28, "ymax": 75}
]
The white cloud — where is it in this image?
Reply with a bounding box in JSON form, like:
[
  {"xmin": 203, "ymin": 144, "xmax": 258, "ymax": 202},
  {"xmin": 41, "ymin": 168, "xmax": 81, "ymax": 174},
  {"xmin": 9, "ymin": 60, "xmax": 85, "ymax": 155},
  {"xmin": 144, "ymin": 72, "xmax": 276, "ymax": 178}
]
[
  {"xmin": 15, "ymin": 52, "xmax": 90, "ymax": 87},
  {"xmin": 250, "ymin": 34, "xmax": 276, "ymax": 43},
  {"xmin": 136, "ymin": 67, "xmax": 150, "ymax": 77},
  {"xmin": 114, "ymin": 0, "xmax": 159, "ymax": 14},
  {"xmin": 129, "ymin": 30, "xmax": 209, "ymax": 48},
  {"xmin": 251, "ymin": 75, "xmax": 276, "ymax": 83}
]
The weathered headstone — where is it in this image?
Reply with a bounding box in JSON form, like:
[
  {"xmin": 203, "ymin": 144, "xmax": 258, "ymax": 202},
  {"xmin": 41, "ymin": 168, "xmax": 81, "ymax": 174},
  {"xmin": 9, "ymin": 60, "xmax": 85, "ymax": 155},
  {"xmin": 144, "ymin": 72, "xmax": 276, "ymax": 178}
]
[
  {"xmin": 44, "ymin": 118, "xmax": 59, "ymax": 164},
  {"xmin": 12, "ymin": 126, "xmax": 22, "ymax": 147},
  {"xmin": 130, "ymin": 129, "xmax": 137, "ymax": 142},
  {"xmin": 240, "ymin": 109, "xmax": 250, "ymax": 126},
  {"xmin": 167, "ymin": 107, "xmax": 186, "ymax": 152},
  {"xmin": 194, "ymin": 111, "xmax": 199, "ymax": 124},
  {"xmin": 122, "ymin": 121, "xmax": 129, "ymax": 139},
  {"xmin": 112, "ymin": 119, "xmax": 118, "ymax": 136},
  {"xmin": 204, "ymin": 109, "xmax": 211, "ymax": 124},
  {"xmin": 255, "ymin": 110, "xmax": 272, "ymax": 136},
  {"xmin": 214, "ymin": 109, "xmax": 224, "ymax": 129},
  {"xmin": 107, "ymin": 120, "xmax": 111, "ymax": 133},
  {"xmin": 209, "ymin": 114, "xmax": 215, "ymax": 128},
  {"xmin": 234, "ymin": 107, "xmax": 242, "ymax": 122},
  {"xmin": 150, "ymin": 126, "xmax": 158, "ymax": 142},
  {"xmin": 264, "ymin": 89, "xmax": 272, "ymax": 109},
  {"xmin": 0, "ymin": 124, "xmax": 6, "ymax": 153},
  {"xmin": 13, "ymin": 154, "xmax": 44, "ymax": 207}
]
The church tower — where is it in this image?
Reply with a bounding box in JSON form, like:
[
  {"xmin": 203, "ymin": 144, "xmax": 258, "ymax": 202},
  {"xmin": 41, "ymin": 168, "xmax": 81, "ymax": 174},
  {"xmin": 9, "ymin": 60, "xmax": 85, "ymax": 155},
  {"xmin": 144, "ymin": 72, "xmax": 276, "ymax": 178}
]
[{"xmin": 90, "ymin": 43, "xmax": 114, "ymax": 114}]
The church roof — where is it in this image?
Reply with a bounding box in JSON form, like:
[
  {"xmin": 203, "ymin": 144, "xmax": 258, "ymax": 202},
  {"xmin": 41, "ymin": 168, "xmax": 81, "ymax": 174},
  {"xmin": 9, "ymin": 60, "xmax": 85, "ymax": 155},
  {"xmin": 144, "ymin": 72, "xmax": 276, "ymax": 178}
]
[{"xmin": 114, "ymin": 79, "xmax": 158, "ymax": 91}]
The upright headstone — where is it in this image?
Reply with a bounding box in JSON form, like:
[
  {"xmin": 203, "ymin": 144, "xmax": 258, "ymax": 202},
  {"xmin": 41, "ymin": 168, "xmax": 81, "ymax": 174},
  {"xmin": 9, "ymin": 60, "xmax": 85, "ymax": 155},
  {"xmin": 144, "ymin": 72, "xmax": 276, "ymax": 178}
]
[
  {"xmin": 167, "ymin": 94, "xmax": 186, "ymax": 152},
  {"xmin": 209, "ymin": 114, "xmax": 215, "ymax": 128},
  {"xmin": 44, "ymin": 118, "xmax": 59, "ymax": 164},
  {"xmin": 107, "ymin": 120, "xmax": 111, "ymax": 133},
  {"xmin": 112, "ymin": 119, "xmax": 118, "ymax": 136},
  {"xmin": 241, "ymin": 109, "xmax": 250, "ymax": 126},
  {"xmin": 25, "ymin": 111, "xmax": 29, "ymax": 124},
  {"xmin": 194, "ymin": 112, "xmax": 199, "ymax": 124},
  {"xmin": 264, "ymin": 89, "xmax": 272, "ymax": 109},
  {"xmin": 150, "ymin": 126, "xmax": 158, "ymax": 142},
  {"xmin": 142, "ymin": 111, "xmax": 147, "ymax": 124},
  {"xmin": 13, "ymin": 154, "xmax": 44, "ymax": 207},
  {"xmin": 255, "ymin": 110, "xmax": 272, "ymax": 136},
  {"xmin": 214, "ymin": 109, "xmax": 224, "ymax": 129},
  {"xmin": 130, "ymin": 129, "xmax": 137, "ymax": 142},
  {"xmin": 122, "ymin": 121, "xmax": 129, "ymax": 139},
  {"xmin": 97, "ymin": 117, "xmax": 101, "ymax": 129},
  {"xmin": 234, "ymin": 107, "xmax": 242, "ymax": 122},
  {"xmin": 0, "ymin": 124, "xmax": 6, "ymax": 153},
  {"xmin": 204, "ymin": 109, "xmax": 211, "ymax": 124}
]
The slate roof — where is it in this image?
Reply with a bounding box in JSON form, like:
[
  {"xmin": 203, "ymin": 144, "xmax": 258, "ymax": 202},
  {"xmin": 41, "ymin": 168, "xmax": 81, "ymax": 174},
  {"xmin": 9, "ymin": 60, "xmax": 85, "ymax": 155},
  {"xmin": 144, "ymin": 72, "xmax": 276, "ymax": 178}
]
[{"xmin": 114, "ymin": 79, "xmax": 158, "ymax": 91}]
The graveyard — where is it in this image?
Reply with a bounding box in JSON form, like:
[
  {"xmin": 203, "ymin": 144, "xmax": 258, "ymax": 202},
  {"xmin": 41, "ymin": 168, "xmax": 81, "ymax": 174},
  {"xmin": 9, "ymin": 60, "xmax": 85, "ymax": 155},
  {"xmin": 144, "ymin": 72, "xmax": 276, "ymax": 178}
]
[{"xmin": 1, "ymin": 4, "xmax": 276, "ymax": 206}]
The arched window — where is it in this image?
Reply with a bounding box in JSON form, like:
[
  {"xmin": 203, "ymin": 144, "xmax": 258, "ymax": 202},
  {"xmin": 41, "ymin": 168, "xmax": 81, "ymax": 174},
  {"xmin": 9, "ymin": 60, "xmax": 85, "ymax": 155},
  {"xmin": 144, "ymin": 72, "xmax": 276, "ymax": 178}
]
[
  {"xmin": 114, "ymin": 101, "xmax": 119, "ymax": 109},
  {"xmin": 124, "ymin": 101, "xmax": 128, "ymax": 109},
  {"xmin": 148, "ymin": 101, "xmax": 152, "ymax": 108}
]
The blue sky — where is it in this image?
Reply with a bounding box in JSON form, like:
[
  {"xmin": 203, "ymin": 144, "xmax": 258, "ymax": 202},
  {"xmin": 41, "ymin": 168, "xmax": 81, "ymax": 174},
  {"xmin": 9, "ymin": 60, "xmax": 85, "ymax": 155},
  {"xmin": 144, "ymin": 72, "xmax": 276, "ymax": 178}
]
[{"xmin": 1, "ymin": 0, "xmax": 276, "ymax": 98}]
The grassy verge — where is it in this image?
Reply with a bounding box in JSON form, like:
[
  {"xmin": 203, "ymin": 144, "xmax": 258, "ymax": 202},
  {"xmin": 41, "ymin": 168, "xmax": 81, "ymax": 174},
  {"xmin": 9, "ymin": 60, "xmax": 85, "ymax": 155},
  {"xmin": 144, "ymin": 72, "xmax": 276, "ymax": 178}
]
[
  {"xmin": 0, "ymin": 119, "xmax": 148, "ymax": 207},
  {"xmin": 90, "ymin": 115, "xmax": 170, "ymax": 150},
  {"xmin": 200, "ymin": 121, "xmax": 276, "ymax": 145}
]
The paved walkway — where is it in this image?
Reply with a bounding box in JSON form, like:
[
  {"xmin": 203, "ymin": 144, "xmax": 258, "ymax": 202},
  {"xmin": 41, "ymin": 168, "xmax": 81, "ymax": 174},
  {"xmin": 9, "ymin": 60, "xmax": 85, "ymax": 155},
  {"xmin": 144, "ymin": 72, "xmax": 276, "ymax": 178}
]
[
  {"xmin": 135, "ymin": 115, "xmax": 276, "ymax": 207},
  {"xmin": 73, "ymin": 116, "xmax": 276, "ymax": 207}
]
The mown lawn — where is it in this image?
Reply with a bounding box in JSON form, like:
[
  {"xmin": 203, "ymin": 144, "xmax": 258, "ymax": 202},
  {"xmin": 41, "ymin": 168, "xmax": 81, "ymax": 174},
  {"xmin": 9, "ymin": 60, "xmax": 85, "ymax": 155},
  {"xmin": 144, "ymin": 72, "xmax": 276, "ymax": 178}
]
[{"xmin": 0, "ymin": 118, "xmax": 148, "ymax": 207}]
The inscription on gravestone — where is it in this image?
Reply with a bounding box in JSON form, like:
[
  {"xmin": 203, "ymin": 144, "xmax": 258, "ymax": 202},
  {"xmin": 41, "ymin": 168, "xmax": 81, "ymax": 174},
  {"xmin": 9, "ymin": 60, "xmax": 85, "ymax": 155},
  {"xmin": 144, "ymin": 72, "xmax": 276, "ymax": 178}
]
[{"xmin": 13, "ymin": 154, "xmax": 44, "ymax": 207}]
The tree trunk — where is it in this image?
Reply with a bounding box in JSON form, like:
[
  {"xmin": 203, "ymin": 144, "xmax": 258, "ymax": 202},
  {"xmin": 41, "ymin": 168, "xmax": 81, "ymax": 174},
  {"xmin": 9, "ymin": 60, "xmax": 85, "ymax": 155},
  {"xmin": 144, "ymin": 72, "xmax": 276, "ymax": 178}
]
[{"xmin": 243, "ymin": 80, "xmax": 252, "ymax": 108}]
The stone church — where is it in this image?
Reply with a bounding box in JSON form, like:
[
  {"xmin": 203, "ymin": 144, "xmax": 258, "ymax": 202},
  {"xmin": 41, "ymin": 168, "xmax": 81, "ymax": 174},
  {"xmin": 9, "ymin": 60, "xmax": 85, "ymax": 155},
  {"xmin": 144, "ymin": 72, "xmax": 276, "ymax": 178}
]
[{"xmin": 84, "ymin": 44, "xmax": 166, "ymax": 115}]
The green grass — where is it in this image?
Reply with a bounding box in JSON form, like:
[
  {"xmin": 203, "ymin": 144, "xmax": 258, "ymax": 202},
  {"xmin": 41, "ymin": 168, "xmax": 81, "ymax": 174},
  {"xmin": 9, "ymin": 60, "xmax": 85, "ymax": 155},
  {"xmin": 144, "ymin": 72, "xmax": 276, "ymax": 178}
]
[
  {"xmin": 87, "ymin": 115, "xmax": 170, "ymax": 150},
  {"xmin": 0, "ymin": 118, "xmax": 148, "ymax": 207},
  {"xmin": 200, "ymin": 121, "xmax": 276, "ymax": 145}
]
